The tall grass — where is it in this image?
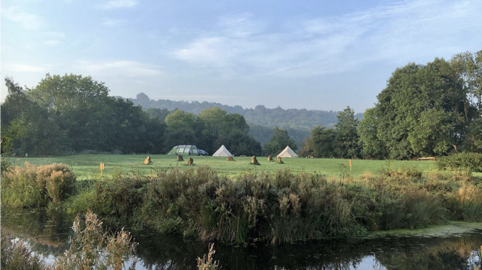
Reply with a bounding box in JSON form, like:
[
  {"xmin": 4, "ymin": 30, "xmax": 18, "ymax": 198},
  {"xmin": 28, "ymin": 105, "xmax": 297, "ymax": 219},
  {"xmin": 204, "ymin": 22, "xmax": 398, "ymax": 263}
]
[
  {"xmin": 197, "ymin": 243, "xmax": 220, "ymax": 270},
  {"xmin": 4, "ymin": 163, "xmax": 482, "ymax": 245},
  {"xmin": 64, "ymin": 165, "xmax": 481, "ymax": 244},
  {"xmin": 1, "ymin": 235, "xmax": 46, "ymax": 270},
  {"xmin": 1, "ymin": 158, "xmax": 13, "ymax": 173},
  {"xmin": 1, "ymin": 210, "xmax": 138, "ymax": 270},
  {"xmin": 50, "ymin": 210, "xmax": 137, "ymax": 270},
  {"xmin": 1, "ymin": 163, "xmax": 76, "ymax": 208}
]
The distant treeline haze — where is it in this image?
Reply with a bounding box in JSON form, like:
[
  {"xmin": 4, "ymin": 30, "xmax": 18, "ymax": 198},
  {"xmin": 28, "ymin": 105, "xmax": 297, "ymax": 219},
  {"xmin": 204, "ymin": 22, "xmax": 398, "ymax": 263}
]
[{"xmin": 1, "ymin": 50, "xmax": 480, "ymax": 159}]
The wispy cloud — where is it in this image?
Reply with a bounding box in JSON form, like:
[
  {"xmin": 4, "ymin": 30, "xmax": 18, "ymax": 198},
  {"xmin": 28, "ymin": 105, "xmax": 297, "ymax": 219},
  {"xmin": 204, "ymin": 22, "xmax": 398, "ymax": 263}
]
[
  {"xmin": 37, "ymin": 32, "xmax": 65, "ymax": 46},
  {"xmin": 45, "ymin": 40, "xmax": 61, "ymax": 46},
  {"xmin": 77, "ymin": 60, "xmax": 162, "ymax": 77},
  {"xmin": 172, "ymin": 0, "xmax": 482, "ymax": 78},
  {"xmin": 102, "ymin": 18, "xmax": 122, "ymax": 27},
  {"xmin": 99, "ymin": 0, "xmax": 137, "ymax": 9},
  {"xmin": 6, "ymin": 64, "xmax": 48, "ymax": 73},
  {"xmin": 2, "ymin": 7, "xmax": 42, "ymax": 30}
]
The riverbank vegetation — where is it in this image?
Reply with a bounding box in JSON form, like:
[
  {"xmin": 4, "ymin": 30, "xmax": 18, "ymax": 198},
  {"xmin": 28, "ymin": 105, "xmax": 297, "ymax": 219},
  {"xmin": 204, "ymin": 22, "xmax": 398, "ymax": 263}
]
[
  {"xmin": 1, "ymin": 210, "xmax": 137, "ymax": 270},
  {"xmin": 2, "ymin": 162, "xmax": 481, "ymax": 245}
]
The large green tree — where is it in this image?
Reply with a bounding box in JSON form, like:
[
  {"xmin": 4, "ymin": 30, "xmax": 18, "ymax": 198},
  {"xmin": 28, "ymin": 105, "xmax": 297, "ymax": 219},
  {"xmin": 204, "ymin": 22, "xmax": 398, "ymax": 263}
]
[
  {"xmin": 358, "ymin": 108, "xmax": 387, "ymax": 159},
  {"xmin": 310, "ymin": 125, "xmax": 336, "ymax": 158},
  {"xmin": 27, "ymin": 74, "xmax": 112, "ymax": 152},
  {"xmin": 334, "ymin": 107, "xmax": 360, "ymax": 158},
  {"xmin": 164, "ymin": 110, "xmax": 200, "ymax": 151},
  {"xmin": 263, "ymin": 128, "xmax": 298, "ymax": 156},
  {"xmin": 362, "ymin": 56, "xmax": 475, "ymax": 159},
  {"xmin": 1, "ymin": 78, "xmax": 68, "ymax": 155},
  {"xmin": 2, "ymin": 74, "xmax": 167, "ymax": 155},
  {"xmin": 451, "ymin": 51, "xmax": 482, "ymax": 152}
]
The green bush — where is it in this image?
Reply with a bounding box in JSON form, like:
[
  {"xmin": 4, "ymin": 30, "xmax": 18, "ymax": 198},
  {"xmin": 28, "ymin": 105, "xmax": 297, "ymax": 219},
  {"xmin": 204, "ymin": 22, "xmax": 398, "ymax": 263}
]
[
  {"xmin": 1, "ymin": 158, "xmax": 13, "ymax": 173},
  {"xmin": 13, "ymin": 164, "xmax": 482, "ymax": 245},
  {"xmin": 1, "ymin": 163, "xmax": 76, "ymax": 208},
  {"xmin": 437, "ymin": 152, "xmax": 482, "ymax": 172},
  {"xmin": 1, "ymin": 234, "xmax": 46, "ymax": 270}
]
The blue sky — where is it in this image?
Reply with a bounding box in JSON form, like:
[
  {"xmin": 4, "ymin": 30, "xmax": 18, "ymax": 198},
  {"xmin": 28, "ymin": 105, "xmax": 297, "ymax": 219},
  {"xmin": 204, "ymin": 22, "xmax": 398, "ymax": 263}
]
[{"xmin": 1, "ymin": 0, "xmax": 481, "ymax": 113}]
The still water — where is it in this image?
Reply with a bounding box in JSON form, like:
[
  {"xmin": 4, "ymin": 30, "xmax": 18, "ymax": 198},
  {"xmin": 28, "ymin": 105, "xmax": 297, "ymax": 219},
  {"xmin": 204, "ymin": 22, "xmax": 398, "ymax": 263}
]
[{"xmin": 2, "ymin": 209, "xmax": 481, "ymax": 270}]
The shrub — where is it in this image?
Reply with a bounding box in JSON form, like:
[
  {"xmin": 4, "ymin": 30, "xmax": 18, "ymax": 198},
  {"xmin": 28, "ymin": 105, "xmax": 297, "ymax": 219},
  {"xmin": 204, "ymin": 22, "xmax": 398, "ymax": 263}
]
[
  {"xmin": 437, "ymin": 152, "xmax": 482, "ymax": 172},
  {"xmin": 1, "ymin": 158, "xmax": 13, "ymax": 173},
  {"xmin": 446, "ymin": 185, "xmax": 482, "ymax": 222},
  {"xmin": 1, "ymin": 163, "xmax": 76, "ymax": 208},
  {"xmin": 1, "ymin": 234, "xmax": 46, "ymax": 270},
  {"xmin": 51, "ymin": 210, "xmax": 138, "ymax": 270}
]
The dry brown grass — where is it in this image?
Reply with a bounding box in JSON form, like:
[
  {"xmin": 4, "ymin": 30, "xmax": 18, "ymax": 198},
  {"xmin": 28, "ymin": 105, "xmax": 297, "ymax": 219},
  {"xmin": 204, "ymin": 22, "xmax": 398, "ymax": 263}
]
[{"xmin": 197, "ymin": 243, "xmax": 220, "ymax": 270}]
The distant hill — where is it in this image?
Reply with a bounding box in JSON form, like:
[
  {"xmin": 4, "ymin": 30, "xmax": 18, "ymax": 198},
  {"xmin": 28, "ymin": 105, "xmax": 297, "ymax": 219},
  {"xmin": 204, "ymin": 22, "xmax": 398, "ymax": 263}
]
[
  {"xmin": 130, "ymin": 93, "xmax": 363, "ymax": 130},
  {"xmin": 129, "ymin": 92, "xmax": 363, "ymax": 147}
]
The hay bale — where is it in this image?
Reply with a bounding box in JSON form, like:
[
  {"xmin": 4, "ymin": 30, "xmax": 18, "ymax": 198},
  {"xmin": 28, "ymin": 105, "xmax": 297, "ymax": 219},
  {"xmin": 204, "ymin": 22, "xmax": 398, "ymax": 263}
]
[
  {"xmin": 227, "ymin": 156, "xmax": 234, "ymax": 161},
  {"xmin": 251, "ymin": 155, "xmax": 260, "ymax": 165},
  {"xmin": 144, "ymin": 155, "xmax": 152, "ymax": 165},
  {"xmin": 186, "ymin": 157, "xmax": 193, "ymax": 165},
  {"xmin": 177, "ymin": 155, "xmax": 184, "ymax": 161},
  {"xmin": 277, "ymin": 156, "xmax": 284, "ymax": 164},
  {"xmin": 267, "ymin": 155, "xmax": 272, "ymax": 162}
]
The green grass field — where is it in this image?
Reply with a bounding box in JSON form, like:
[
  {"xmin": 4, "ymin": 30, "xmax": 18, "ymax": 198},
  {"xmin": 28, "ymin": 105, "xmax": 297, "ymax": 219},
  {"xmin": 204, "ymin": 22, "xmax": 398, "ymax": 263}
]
[{"xmin": 4, "ymin": 154, "xmax": 445, "ymax": 180}]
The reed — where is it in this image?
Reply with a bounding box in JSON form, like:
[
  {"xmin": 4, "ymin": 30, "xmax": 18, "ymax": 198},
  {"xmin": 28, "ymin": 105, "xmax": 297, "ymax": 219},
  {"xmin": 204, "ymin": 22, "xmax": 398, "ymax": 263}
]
[{"xmin": 1, "ymin": 163, "xmax": 75, "ymax": 208}]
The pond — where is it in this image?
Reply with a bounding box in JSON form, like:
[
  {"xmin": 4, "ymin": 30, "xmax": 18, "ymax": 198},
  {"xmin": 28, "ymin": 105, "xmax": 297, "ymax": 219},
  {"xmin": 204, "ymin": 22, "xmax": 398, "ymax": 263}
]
[{"xmin": 2, "ymin": 209, "xmax": 481, "ymax": 270}]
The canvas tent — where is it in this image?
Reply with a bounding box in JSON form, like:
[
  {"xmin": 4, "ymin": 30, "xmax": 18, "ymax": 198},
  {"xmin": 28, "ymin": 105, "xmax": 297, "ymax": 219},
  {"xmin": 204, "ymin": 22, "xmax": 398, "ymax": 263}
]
[
  {"xmin": 277, "ymin": 146, "xmax": 299, "ymax": 158},
  {"xmin": 212, "ymin": 145, "xmax": 233, "ymax": 157},
  {"xmin": 167, "ymin": 145, "xmax": 199, "ymax": 155}
]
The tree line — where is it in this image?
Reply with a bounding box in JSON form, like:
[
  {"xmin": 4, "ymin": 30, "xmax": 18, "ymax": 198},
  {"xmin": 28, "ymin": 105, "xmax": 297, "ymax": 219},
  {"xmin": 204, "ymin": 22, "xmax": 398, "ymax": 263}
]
[
  {"xmin": 2, "ymin": 50, "xmax": 480, "ymax": 159},
  {"xmin": 131, "ymin": 93, "xmax": 363, "ymax": 130},
  {"xmin": 300, "ymin": 50, "xmax": 482, "ymax": 159},
  {"xmin": 1, "ymin": 74, "xmax": 295, "ymax": 157}
]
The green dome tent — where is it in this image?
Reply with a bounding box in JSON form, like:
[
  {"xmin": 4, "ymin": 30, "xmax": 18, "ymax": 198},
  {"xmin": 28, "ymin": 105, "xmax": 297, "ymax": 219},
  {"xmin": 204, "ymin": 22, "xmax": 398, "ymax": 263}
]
[{"xmin": 167, "ymin": 145, "xmax": 199, "ymax": 155}]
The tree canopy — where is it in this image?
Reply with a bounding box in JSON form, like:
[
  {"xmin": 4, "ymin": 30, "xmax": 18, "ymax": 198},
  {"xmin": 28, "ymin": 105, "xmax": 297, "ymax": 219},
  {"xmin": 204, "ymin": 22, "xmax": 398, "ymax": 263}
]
[
  {"xmin": 357, "ymin": 51, "xmax": 481, "ymax": 159},
  {"xmin": 263, "ymin": 128, "xmax": 298, "ymax": 156},
  {"xmin": 1, "ymin": 76, "xmax": 261, "ymax": 157}
]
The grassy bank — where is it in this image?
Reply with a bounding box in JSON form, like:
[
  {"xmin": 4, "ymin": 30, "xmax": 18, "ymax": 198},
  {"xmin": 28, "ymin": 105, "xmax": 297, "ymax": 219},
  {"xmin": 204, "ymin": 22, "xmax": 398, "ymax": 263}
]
[
  {"xmin": 3, "ymin": 155, "xmax": 442, "ymax": 180},
  {"xmin": 2, "ymin": 162, "xmax": 481, "ymax": 244}
]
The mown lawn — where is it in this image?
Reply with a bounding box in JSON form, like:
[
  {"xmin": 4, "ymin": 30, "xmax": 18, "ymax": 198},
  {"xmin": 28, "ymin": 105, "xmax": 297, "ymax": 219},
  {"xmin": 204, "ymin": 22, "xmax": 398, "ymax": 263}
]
[{"xmin": 5, "ymin": 155, "xmax": 441, "ymax": 180}]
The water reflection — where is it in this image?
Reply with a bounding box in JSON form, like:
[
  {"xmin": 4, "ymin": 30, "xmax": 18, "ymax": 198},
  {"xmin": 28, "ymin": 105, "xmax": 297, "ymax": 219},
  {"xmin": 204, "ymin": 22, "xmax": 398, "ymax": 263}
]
[{"xmin": 2, "ymin": 209, "xmax": 481, "ymax": 269}]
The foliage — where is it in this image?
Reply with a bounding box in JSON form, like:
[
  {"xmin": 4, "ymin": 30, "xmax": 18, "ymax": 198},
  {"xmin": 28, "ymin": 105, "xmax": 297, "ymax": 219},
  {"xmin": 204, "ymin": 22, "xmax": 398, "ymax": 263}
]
[
  {"xmin": 5, "ymin": 161, "xmax": 482, "ymax": 246},
  {"xmin": 358, "ymin": 108, "xmax": 387, "ymax": 159},
  {"xmin": 360, "ymin": 52, "xmax": 482, "ymax": 159},
  {"xmin": 130, "ymin": 93, "xmax": 362, "ymax": 131},
  {"xmin": 1, "ymin": 75, "xmax": 168, "ymax": 156},
  {"xmin": 1, "ymin": 163, "xmax": 76, "ymax": 207},
  {"xmin": 62, "ymin": 166, "xmax": 481, "ymax": 244},
  {"xmin": 298, "ymin": 137, "xmax": 314, "ymax": 157},
  {"xmin": 164, "ymin": 109, "xmax": 199, "ymax": 149},
  {"xmin": 214, "ymin": 131, "xmax": 262, "ymax": 156},
  {"xmin": 334, "ymin": 107, "xmax": 360, "ymax": 158},
  {"xmin": 263, "ymin": 128, "xmax": 298, "ymax": 156},
  {"xmin": 197, "ymin": 244, "xmax": 220, "ymax": 270},
  {"xmin": 1, "ymin": 78, "xmax": 68, "ymax": 156},
  {"xmin": 163, "ymin": 107, "xmax": 261, "ymax": 155},
  {"xmin": 437, "ymin": 152, "xmax": 482, "ymax": 172},
  {"xmin": 1, "ymin": 235, "xmax": 46, "ymax": 270},
  {"xmin": 1, "ymin": 158, "xmax": 13, "ymax": 173},
  {"xmin": 50, "ymin": 210, "xmax": 137, "ymax": 270},
  {"xmin": 310, "ymin": 125, "xmax": 336, "ymax": 158}
]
